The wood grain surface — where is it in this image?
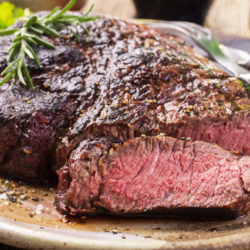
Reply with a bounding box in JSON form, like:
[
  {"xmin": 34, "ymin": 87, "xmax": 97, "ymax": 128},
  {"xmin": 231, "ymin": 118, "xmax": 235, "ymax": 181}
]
[
  {"xmin": 83, "ymin": 0, "xmax": 136, "ymax": 19},
  {"xmin": 206, "ymin": 0, "xmax": 250, "ymax": 38}
]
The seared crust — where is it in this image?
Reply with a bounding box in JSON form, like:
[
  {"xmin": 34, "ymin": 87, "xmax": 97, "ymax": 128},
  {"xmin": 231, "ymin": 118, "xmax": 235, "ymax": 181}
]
[{"xmin": 0, "ymin": 16, "xmax": 249, "ymax": 181}]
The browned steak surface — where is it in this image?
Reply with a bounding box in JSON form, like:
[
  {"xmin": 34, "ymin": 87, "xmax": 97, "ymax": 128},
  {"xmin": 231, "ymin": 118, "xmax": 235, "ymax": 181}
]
[
  {"xmin": 56, "ymin": 136, "xmax": 250, "ymax": 218},
  {"xmin": 0, "ymin": 16, "xmax": 249, "ymax": 217},
  {"xmin": 54, "ymin": 18, "xmax": 250, "ymax": 171}
]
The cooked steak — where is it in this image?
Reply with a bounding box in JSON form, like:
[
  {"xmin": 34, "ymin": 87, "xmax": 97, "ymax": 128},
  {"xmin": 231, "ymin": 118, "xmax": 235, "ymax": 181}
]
[
  {"xmin": 56, "ymin": 136, "xmax": 250, "ymax": 218},
  {"xmin": 0, "ymin": 16, "xmax": 249, "ymax": 217},
  {"xmin": 0, "ymin": 48, "xmax": 83, "ymax": 179}
]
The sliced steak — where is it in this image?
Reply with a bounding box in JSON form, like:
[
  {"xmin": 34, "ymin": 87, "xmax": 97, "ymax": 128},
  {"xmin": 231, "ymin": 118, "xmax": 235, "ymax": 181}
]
[{"xmin": 56, "ymin": 136, "xmax": 250, "ymax": 218}]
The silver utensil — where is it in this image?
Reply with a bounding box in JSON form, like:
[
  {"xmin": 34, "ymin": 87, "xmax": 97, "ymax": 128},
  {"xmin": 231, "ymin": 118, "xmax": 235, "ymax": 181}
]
[
  {"xmin": 219, "ymin": 44, "xmax": 250, "ymax": 69},
  {"xmin": 147, "ymin": 21, "xmax": 250, "ymax": 86}
]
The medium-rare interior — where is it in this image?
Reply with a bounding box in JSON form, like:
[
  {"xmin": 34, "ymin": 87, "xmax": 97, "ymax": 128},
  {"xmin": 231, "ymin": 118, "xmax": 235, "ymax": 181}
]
[
  {"xmin": 0, "ymin": 16, "xmax": 249, "ymax": 218},
  {"xmin": 56, "ymin": 136, "xmax": 250, "ymax": 218}
]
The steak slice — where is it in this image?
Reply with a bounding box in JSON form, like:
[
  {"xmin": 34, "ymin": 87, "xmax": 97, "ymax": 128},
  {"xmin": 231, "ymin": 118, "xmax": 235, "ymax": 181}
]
[{"xmin": 56, "ymin": 136, "xmax": 250, "ymax": 218}]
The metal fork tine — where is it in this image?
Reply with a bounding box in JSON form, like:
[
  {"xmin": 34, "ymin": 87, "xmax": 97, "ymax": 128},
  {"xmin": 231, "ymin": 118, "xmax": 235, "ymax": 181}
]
[
  {"xmin": 145, "ymin": 20, "xmax": 250, "ymax": 82},
  {"xmin": 171, "ymin": 21, "xmax": 212, "ymax": 39},
  {"xmin": 150, "ymin": 21, "xmax": 214, "ymax": 43},
  {"xmin": 172, "ymin": 23, "xmax": 198, "ymax": 37},
  {"xmin": 187, "ymin": 22, "xmax": 212, "ymax": 38},
  {"xmin": 171, "ymin": 22, "xmax": 202, "ymax": 37},
  {"xmin": 154, "ymin": 22, "xmax": 193, "ymax": 37}
]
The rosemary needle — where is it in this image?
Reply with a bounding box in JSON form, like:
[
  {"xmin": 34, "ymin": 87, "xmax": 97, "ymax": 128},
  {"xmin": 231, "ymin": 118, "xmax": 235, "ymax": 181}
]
[{"xmin": 0, "ymin": 0, "xmax": 99, "ymax": 89}]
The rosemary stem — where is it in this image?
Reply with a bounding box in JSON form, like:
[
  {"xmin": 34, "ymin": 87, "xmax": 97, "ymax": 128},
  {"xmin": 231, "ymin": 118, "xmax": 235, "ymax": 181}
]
[{"xmin": 0, "ymin": 0, "xmax": 99, "ymax": 89}]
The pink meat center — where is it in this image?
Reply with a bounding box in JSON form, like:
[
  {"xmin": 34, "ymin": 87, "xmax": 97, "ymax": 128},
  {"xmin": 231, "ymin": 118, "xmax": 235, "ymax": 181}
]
[{"xmin": 100, "ymin": 138, "xmax": 247, "ymax": 213}]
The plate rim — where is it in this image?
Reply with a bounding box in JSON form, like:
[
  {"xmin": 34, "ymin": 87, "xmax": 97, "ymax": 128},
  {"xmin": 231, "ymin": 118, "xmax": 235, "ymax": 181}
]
[{"xmin": 0, "ymin": 215, "xmax": 250, "ymax": 249}]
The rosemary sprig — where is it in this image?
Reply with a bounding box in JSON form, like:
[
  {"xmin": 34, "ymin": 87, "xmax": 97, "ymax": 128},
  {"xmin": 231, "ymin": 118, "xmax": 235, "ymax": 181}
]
[{"xmin": 0, "ymin": 0, "xmax": 98, "ymax": 89}]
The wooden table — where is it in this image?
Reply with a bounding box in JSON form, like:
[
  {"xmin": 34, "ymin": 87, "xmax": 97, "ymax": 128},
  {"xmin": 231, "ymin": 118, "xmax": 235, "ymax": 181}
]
[{"xmin": 82, "ymin": 0, "xmax": 250, "ymax": 38}]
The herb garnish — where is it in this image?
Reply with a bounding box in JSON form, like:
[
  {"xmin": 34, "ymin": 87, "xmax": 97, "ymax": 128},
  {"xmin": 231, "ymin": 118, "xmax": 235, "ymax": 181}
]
[{"xmin": 0, "ymin": 0, "xmax": 98, "ymax": 89}]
